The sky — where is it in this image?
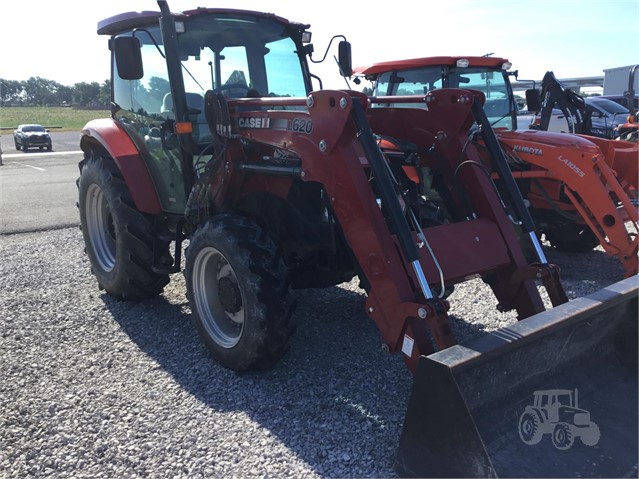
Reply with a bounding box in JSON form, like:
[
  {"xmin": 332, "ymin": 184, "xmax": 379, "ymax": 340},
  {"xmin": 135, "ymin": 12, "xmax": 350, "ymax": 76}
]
[{"xmin": 1, "ymin": 0, "xmax": 638, "ymax": 91}]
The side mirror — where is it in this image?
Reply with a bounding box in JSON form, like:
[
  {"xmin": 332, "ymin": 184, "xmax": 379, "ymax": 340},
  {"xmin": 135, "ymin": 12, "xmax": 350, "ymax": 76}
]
[
  {"xmin": 525, "ymin": 89, "xmax": 541, "ymax": 112},
  {"xmin": 113, "ymin": 36, "xmax": 144, "ymax": 80},
  {"xmin": 338, "ymin": 41, "xmax": 352, "ymax": 77}
]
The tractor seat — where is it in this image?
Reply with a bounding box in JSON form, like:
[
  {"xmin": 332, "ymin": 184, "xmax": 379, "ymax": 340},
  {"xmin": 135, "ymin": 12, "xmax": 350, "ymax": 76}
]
[{"xmin": 160, "ymin": 92, "xmax": 205, "ymax": 118}]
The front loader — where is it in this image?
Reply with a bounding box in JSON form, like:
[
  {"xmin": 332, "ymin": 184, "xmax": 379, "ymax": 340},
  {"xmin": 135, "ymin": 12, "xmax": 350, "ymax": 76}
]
[{"xmin": 77, "ymin": 3, "xmax": 638, "ymax": 477}]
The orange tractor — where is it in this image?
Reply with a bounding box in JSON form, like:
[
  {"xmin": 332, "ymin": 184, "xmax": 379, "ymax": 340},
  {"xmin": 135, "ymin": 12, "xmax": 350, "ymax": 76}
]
[
  {"xmin": 354, "ymin": 56, "xmax": 638, "ymax": 277},
  {"xmin": 77, "ymin": 4, "xmax": 638, "ymax": 477}
]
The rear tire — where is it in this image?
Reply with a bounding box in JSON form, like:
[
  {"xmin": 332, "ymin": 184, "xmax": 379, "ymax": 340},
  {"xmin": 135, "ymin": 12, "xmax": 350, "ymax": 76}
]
[
  {"xmin": 77, "ymin": 152, "xmax": 169, "ymax": 300},
  {"xmin": 518, "ymin": 410, "xmax": 543, "ymax": 445},
  {"xmin": 544, "ymin": 223, "xmax": 599, "ymax": 253},
  {"xmin": 185, "ymin": 214, "xmax": 295, "ymax": 372}
]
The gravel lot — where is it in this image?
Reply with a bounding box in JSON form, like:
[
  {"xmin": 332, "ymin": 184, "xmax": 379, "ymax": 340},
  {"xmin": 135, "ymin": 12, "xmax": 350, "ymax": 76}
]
[{"xmin": 0, "ymin": 225, "xmax": 628, "ymax": 478}]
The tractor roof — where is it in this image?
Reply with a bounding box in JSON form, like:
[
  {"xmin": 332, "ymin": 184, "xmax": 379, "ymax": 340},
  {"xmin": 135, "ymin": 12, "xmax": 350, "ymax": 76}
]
[
  {"xmin": 533, "ymin": 389, "xmax": 573, "ymax": 395},
  {"xmin": 97, "ymin": 8, "xmax": 307, "ymax": 36},
  {"xmin": 354, "ymin": 56, "xmax": 510, "ymax": 77}
]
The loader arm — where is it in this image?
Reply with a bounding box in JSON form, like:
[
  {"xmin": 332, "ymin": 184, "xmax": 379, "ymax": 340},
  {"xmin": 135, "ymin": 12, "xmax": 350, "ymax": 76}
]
[
  {"xmin": 495, "ymin": 130, "xmax": 639, "ymax": 277},
  {"xmin": 217, "ymin": 89, "xmax": 566, "ymax": 372}
]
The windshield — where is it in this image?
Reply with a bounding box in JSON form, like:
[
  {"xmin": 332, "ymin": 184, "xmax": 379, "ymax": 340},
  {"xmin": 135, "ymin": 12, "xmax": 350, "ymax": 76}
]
[
  {"xmin": 176, "ymin": 14, "xmax": 308, "ymax": 99},
  {"xmin": 111, "ymin": 13, "xmax": 310, "ymax": 214},
  {"xmin": 113, "ymin": 15, "xmax": 308, "ymax": 114},
  {"xmin": 588, "ymin": 98, "xmax": 630, "ymax": 115},
  {"xmin": 23, "ymin": 125, "xmax": 46, "ymax": 132},
  {"xmin": 372, "ymin": 65, "xmax": 516, "ymax": 129}
]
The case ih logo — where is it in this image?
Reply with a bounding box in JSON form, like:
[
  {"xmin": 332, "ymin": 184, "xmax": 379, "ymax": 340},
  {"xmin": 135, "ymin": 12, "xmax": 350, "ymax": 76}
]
[
  {"xmin": 513, "ymin": 144, "xmax": 543, "ymax": 156},
  {"xmin": 238, "ymin": 117, "xmax": 271, "ymax": 129}
]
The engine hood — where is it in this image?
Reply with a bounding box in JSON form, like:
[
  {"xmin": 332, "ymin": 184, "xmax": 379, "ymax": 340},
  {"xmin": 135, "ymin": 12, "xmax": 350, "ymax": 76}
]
[{"xmin": 497, "ymin": 129, "xmax": 602, "ymax": 154}]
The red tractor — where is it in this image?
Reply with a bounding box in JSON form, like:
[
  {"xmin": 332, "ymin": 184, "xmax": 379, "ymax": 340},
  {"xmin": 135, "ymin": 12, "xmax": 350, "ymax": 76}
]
[
  {"xmin": 78, "ymin": 3, "xmax": 638, "ymax": 477},
  {"xmin": 354, "ymin": 56, "xmax": 638, "ymax": 277}
]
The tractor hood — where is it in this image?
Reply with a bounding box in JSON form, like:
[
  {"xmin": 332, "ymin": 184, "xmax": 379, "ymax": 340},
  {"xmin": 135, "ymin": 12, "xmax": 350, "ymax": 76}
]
[{"xmin": 496, "ymin": 129, "xmax": 603, "ymax": 155}]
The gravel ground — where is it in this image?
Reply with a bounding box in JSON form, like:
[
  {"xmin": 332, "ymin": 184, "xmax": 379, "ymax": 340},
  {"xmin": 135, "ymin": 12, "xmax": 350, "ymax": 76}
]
[{"xmin": 0, "ymin": 226, "xmax": 629, "ymax": 478}]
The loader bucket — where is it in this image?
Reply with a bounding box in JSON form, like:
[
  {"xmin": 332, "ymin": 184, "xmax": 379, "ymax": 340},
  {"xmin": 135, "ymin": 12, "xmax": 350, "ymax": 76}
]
[{"xmin": 396, "ymin": 276, "xmax": 638, "ymax": 478}]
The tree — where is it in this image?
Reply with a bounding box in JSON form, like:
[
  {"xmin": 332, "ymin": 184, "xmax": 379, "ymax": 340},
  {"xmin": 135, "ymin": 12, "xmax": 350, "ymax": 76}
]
[
  {"xmin": 57, "ymin": 85, "xmax": 74, "ymax": 106},
  {"xmin": 0, "ymin": 79, "xmax": 22, "ymax": 105},
  {"xmin": 0, "ymin": 77, "xmax": 110, "ymax": 107},
  {"xmin": 98, "ymin": 80, "xmax": 111, "ymax": 107},
  {"xmin": 23, "ymin": 77, "xmax": 64, "ymax": 106},
  {"xmin": 73, "ymin": 82, "xmax": 102, "ymax": 106},
  {"xmin": 148, "ymin": 77, "xmax": 170, "ymax": 106}
]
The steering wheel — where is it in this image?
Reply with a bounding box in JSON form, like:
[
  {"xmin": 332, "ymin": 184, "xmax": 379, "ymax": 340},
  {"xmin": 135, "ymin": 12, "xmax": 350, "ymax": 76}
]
[{"xmin": 214, "ymin": 83, "xmax": 250, "ymax": 98}]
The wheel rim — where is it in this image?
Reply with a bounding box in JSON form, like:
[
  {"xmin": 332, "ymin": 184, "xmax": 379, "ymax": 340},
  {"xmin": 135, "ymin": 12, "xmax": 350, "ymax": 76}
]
[
  {"xmin": 193, "ymin": 246, "xmax": 245, "ymax": 348},
  {"xmin": 521, "ymin": 418, "xmax": 533, "ymax": 439},
  {"xmin": 553, "ymin": 425, "xmax": 569, "ymax": 448},
  {"xmin": 86, "ymin": 183, "xmax": 116, "ymax": 272}
]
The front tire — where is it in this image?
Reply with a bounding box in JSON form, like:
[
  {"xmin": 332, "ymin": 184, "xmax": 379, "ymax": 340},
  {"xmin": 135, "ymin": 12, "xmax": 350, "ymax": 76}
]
[
  {"xmin": 544, "ymin": 222, "xmax": 599, "ymax": 253},
  {"xmin": 185, "ymin": 214, "xmax": 295, "ymax": 372},
  {"xmin": 580, "ymin": 422, "xmax": 600, "ymax": 446},
  {"xmin": 77, "ymin": 152, "xmax": 169, "ymax": 300},
  {"xmin": 552, "ymin": 422, "xmax": 574, "ymax": 450}
]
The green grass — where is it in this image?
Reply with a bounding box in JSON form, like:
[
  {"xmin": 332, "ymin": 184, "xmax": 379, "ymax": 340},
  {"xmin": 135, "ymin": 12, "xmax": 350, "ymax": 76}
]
[{"xmin": 0, "ymin": 107, "xmax": 110, "ymax": 134}]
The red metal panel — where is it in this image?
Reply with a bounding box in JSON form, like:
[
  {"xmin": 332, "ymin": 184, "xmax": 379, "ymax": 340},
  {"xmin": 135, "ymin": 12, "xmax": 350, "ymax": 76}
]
[
  {"xmin": 415, "ymin": 219, "xmax": 512, "ymax": 283},
  {"xmin": 81, "ymin": 118, "xmax": 162, "ymax": 214}
]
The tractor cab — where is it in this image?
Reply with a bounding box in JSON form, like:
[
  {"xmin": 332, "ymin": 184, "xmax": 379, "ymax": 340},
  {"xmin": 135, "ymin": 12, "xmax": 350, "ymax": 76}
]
[
  {"xmin": 101, "ymin": 6, "xmax": 351, "ymax": 215},
  {"xmin": 534, "ymin": 389, "xmax": 575, "ymax": 409},
  {"xmin": 101, "ymin": 9, "xmax": 315, "ymax": 214},
  {"xmin": 354, "ymin": 56, "xmax": 519, "ymax": 130}
]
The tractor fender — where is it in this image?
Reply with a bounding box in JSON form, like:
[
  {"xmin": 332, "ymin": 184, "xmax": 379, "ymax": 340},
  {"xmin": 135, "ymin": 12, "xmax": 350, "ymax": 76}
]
[
  {"xmin": 524, "ymin": 405, "xmax": 546, "ymax": 422},
  {"xmin": 80, "ymin": 118, "xmax": 162, "ymax": 214}
]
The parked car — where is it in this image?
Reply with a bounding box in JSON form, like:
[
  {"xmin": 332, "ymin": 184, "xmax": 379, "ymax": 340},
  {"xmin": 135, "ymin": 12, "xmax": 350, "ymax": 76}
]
[
  {"xmin": 597, "ymin": 94, "xmax": 638, "ymax": 111},
  {"xmin": 531, "ymin": 97, "xmax": 632, "ymax": 139},
  {"xmin": 13, "ymin": 124, "xmax": 52, "ymax": 151},
  {"xmin": 585, "ymin": 97, "xmax": 633, "ymax": 138}
]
